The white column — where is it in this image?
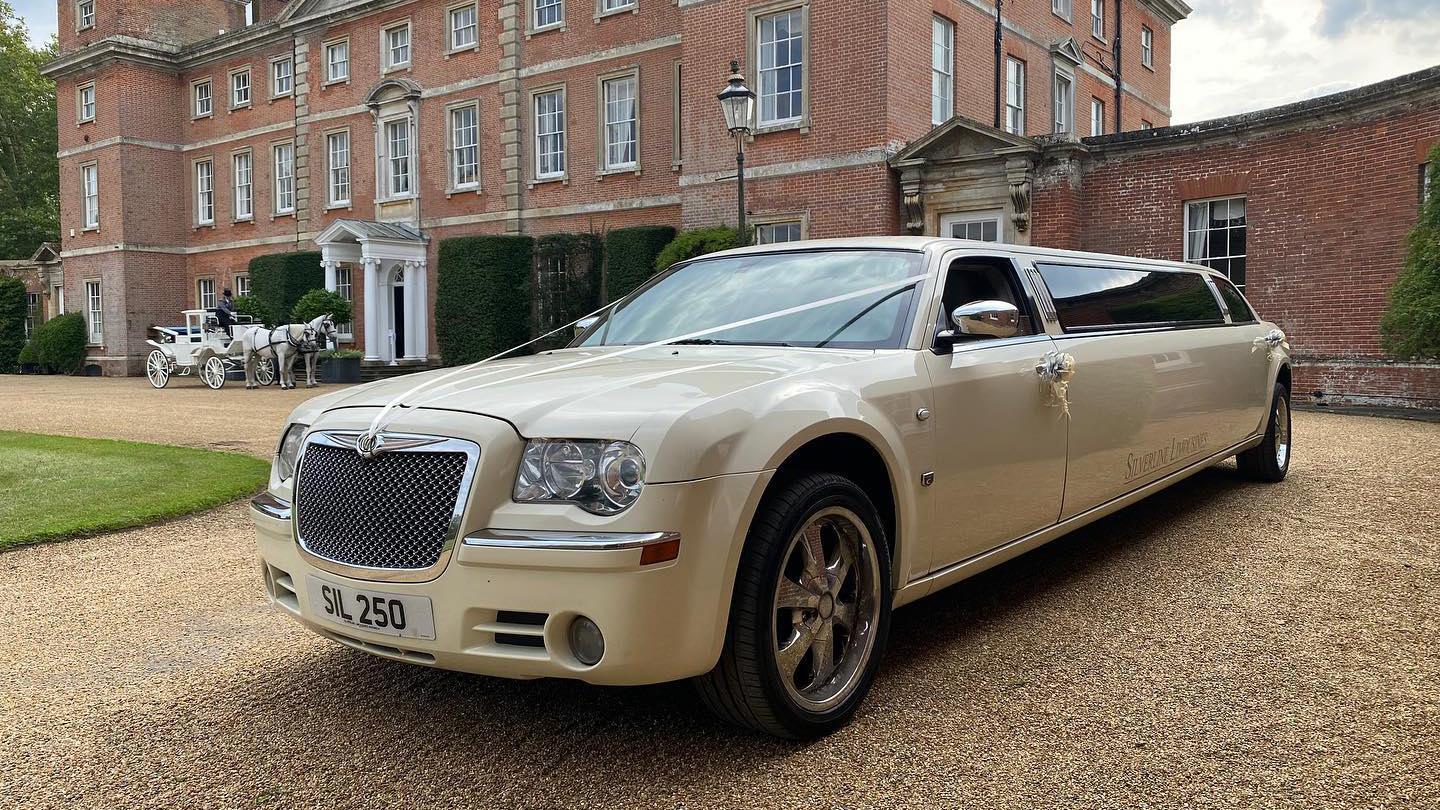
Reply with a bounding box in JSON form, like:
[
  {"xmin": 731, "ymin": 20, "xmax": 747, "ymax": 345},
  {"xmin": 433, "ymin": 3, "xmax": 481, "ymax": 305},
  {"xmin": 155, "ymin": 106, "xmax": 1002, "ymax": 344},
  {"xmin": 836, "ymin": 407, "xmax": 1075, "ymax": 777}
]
[
  {"xmin": 402, "ymin": 260, "xmax": 420, "ymax": 360},
  {"xmin": 362, "ymin": 258, "xmax": 380, "ymax": 361},
  {"xmin": 413, "ymin": 259, "xmax": 428, "ymax": 360},
  {"xmin": 323, "ymin": 259, "xmax": 338, "ymax": 292}
]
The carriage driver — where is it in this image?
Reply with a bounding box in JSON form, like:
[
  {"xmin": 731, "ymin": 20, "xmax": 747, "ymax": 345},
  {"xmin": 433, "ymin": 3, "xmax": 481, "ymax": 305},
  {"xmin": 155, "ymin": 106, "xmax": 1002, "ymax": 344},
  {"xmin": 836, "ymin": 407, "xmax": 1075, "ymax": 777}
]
[{"xmin": 216, "ymin": 288, "xmax": 236, "ymax": 337}]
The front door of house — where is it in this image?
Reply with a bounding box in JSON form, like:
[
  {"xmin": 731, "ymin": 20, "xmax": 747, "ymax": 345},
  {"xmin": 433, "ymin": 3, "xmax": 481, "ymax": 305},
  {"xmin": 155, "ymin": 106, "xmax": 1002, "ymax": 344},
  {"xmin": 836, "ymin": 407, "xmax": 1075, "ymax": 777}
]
[{"xmin": 392, "ymin": 284, "xmax": 405, "ymax": 359}]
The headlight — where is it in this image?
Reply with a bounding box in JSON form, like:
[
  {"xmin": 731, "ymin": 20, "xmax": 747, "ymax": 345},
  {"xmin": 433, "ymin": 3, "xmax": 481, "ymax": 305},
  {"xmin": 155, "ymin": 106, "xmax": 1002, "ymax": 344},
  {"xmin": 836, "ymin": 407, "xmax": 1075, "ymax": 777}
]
[
  {"xmin": 514, "ymin": 439, "xmax": 646, "ymax": 514},
  {"xmin": 275, "ymin": 423, "xmax": 308, "ymax": 481}
]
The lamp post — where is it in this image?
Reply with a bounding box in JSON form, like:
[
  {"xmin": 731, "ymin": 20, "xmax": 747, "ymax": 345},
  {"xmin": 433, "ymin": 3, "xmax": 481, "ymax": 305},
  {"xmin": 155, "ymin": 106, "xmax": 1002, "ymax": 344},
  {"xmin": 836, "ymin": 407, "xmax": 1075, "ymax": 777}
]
[{"xmin": 717, "ymin": 60, "xmax": 756, "ymax": 247}]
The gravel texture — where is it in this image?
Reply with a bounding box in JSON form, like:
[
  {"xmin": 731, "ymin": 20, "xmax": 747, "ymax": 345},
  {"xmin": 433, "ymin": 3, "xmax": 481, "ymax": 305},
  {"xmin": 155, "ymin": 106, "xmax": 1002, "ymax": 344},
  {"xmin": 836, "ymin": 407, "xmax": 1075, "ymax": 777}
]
[{"xmin": 1, "ymin": 378, "xmax": 1437, "ymax": 809}]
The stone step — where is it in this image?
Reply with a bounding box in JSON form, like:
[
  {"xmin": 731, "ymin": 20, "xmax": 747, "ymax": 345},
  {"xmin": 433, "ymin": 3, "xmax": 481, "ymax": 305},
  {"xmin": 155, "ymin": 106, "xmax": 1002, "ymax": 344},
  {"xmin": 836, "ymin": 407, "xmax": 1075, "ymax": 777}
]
[{"xmin": 360, "ymin": 360, "xmax": 436, "ymax": 382}]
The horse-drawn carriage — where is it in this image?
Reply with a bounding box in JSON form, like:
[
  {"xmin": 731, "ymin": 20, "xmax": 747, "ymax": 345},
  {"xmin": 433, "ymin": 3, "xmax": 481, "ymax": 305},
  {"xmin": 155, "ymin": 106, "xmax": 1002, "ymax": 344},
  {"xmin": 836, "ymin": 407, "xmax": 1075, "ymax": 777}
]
[{"xmin": 145, "ymin": 309, "xmax": 339, "ymax": 390}]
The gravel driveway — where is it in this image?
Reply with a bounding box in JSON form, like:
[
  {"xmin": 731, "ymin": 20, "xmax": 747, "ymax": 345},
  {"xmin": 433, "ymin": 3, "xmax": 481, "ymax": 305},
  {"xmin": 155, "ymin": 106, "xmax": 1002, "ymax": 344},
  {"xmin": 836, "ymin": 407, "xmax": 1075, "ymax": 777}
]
[{"xmin": 2, "ymin": 378, "xmax": 1437, "ymax": 809}]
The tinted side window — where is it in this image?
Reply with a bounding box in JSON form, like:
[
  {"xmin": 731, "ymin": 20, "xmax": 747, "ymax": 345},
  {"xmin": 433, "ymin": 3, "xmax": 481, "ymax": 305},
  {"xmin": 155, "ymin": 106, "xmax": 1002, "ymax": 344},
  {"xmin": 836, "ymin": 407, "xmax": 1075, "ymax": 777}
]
[
  {"xmin": 1036, "ymin": 264, "xmax": 1225, "ymax": 331},
  {"xmin": 1213, "ymin": 277, "xmax": 1256, "ymax": 322}
]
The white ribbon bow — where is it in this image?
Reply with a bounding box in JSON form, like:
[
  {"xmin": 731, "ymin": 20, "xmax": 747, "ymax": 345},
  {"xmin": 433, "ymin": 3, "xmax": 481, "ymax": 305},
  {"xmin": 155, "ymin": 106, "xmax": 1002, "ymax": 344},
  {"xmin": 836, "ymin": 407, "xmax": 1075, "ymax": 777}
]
[
  {"xmin": 1036, "ymin": 351, "xmax": 1076, "ymax": 419},
  {"xmin": 1251, "ymin": 328, "xmax": 1288, "ymax": 364}
]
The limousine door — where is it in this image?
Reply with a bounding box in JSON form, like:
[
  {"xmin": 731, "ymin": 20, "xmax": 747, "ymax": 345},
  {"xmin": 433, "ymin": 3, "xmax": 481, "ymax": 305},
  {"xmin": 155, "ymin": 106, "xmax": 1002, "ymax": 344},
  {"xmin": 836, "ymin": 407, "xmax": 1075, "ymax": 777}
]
[{"xmin": 921, "ymin": 255, "xmax": 1068, "ymax": 572}]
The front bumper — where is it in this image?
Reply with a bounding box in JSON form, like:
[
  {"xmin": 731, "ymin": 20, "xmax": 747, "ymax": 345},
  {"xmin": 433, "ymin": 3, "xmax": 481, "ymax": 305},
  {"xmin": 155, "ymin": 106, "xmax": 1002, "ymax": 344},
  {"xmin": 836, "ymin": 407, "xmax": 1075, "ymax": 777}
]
[{"xmin": 251, "ymin": 470, "xmax": 770, "ymax": 685}]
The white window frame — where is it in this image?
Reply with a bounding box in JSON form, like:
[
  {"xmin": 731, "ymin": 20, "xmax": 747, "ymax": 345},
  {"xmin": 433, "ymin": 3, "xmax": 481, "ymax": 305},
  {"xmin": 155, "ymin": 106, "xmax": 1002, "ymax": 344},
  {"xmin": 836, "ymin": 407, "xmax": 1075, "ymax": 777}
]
[
  {"xmin": 448, "ymin": 102, "xmax": 481, "ymax": 190},
  {"xmin": 192, "ymin": 79, "xmax": 213, "ymax": 119},
  {"xmin": 230, "ymin": 67, "xmax": 251, "ymax": 109},
  {"xmin": 1141, "ymin": 119, "xmax": 1153, "ymax": 130},
  {"xmin": 448, "ymin": 2, "xmax": 478, "ymax": 51},
  {"xmin": 85, "ymin": 280, "xmax": 102, "ymax": 345},
  {"xmin": 235, "ymin": 274, "xmax": 251, "ymax": 299},
  {"xmin": 325, "ymin": 38, "xmax": 350, "ymax": 84},
  {"xmin": 198, "ymin": 277, "xmax": 216, "ymax": 310},
  {"xmin": 672, "ymin": 60, "xmax": 683, "ymax": 169},
  {"xmin": 382, "ymin": 20, "xmax": 412, "ymax": 72},
  {"xmin": 1052, "ymin": 0, "xmax": 1072, "ymax": 23},
  {"xmin": 77, "ymin": 82, "xmax": 96, "ymax": 123},
  {"xmin": 1005, "ymin": 57, "xmax": 1025, "ymax": 136},
  {"xmin": 80, "ymin": 162, "xmax": 99, "ymax": 230},
  {"xmin": 533, "ymin": 0, "xmax": 564, "ymax": 31},
  {"xmin": 1090, "ymin": 0, "xmax": 1104, "ymax": 40},
  {"xmin": 599, "ymin": 71, "xmax": 638, "ymax": 173},
  {"xmin": 271, "ymin": 55, "xmax": 294, "ymax": 98},
  {"xmin": 1090, "ymin": 97, "xmax": 1105, "ymax": 137},
  {"xmin": 1053, "ymin": 68, "xmax": 1074, "ymax": 136},
  {"xmin": 334, "ymin": 265, "xmax": 353, "ymax": 339},
  {"xmin": 272, "ymin": 142, "xmax": 295, "ymax": 214},
  {"xmin": 1184, "ymin": 195, "xmax": 1248, "ymax": 288},
  {"xmin": 753, "ymin": 216, "xmax": 806, "ymax": 244},
  {"xmin": 382, "ymin": 116, "xmax": 415, "ymax": 199},
  {"xmin": 599, "ymin": 0, "xmax": 636, "ymax": 16},
  {"xmin": 23, "ymin": 292, "xmax": 39, "ymax": 338},
  {"xmin": 940, "ymin": 210, "xmax": 1005, "ymax": 243},
  {"xmin": 326, "ymin": 129, "xmax": 351, "ymax": 207},
  {"xmin": 1141, "ymin": 26, "xmax": 1154, "ymax": 69},
  {"xmin": 752, "ymin": 3, "xmax": 808, "ymax": 130},
  {"xmin": 532, "ymin": 86, "xmax": 566, "ymax": 181},
  {"xmin": 195, "ymin": 158, "xmax": 215, "ymax": 225},
  {"xmin": 232, "ymin": 150, "xmax": 253, "ymax": 221},
  {"xmin": 76, "ymin": 0, "xmax": 94, "ymax": 31},
  {"xmin": 931, "ymin": 16, "xmax": 954, "ymax": 127}
]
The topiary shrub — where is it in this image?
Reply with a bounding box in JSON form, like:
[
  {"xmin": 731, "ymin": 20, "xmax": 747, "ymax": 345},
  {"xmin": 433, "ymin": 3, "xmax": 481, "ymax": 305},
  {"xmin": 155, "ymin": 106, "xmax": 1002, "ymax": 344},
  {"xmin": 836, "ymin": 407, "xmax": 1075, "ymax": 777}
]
[
  {"xmin": 18, "ymin": 336, "xmax": 39, "ymax": 367},
  {"xmin": 653, "ymin": 226, "xmax": 741, "ymax": 276},
  {"xmin": 291, "ymin": 288, "xmax": 353, "ymax": 325},
  {"xmin": 26, "ymin": 313, "xmax": 87, "ymax": 374},
  {"xmin": 232, "ymin": 294, "xmax": 274, "ymax": 326},
  {"xmin": 0, "ymin": 276, "xmax": 26, "ymax": 373},
  {"xmin": 247, "ymin": 252, "xmax": 322, "ymax": 328},
  {"xmin": 1380, "ymin": 145, "xmax": 1440, "ymax": 360},
  {"xmin": 435, "ymin": 234, "xmax": 534, "ymax": 366},
  {"xmin": 604, "ymin": 225, "xmax": 676, "ymax": 301}
]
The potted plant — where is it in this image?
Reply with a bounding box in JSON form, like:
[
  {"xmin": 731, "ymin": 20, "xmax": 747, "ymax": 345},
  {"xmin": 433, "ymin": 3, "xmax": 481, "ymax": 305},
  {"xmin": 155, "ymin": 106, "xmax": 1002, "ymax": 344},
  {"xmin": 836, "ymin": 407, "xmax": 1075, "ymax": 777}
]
[{"xmin": 319, "ymin": 348, "xmax": 363, "ymax": 383}]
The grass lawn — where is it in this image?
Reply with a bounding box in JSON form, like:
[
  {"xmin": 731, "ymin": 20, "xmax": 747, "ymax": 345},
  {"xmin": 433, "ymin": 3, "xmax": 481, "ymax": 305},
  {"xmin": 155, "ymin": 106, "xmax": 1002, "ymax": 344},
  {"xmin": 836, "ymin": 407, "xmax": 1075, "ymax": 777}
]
[{"xmin": 0, "ymin": 431, "xmax": 271, "ymax": 551}]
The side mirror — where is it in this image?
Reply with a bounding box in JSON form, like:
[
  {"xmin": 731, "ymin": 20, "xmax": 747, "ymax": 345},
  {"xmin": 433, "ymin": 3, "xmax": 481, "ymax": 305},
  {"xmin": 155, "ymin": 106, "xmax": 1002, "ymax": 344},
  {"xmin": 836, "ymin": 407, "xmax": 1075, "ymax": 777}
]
[
  {"xmin": 573, "ymin": 315, "xmax": 599, "ymax": 338},
  {"xmin": 950, "ymin": 300, "xmax": 1020, "ymax": 339}
]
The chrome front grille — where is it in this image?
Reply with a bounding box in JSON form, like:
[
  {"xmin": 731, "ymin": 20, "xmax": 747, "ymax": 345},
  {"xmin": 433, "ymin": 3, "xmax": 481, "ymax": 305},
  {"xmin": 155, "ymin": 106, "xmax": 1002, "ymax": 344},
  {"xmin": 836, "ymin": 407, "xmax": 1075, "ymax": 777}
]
[{"xmin": 294, "ymin": 432, "xmax": 478, "ymax": 579}]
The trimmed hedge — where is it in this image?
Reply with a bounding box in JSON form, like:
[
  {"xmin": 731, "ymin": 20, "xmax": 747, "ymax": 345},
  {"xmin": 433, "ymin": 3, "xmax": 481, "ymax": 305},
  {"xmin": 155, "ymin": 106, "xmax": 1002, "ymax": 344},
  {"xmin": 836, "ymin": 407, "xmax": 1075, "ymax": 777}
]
[
  {"xmin": 232, "ymin": 294, "xmax": 273, "ymax": 326},
  {"xmin": 435, "ymin": 234, "xmax": 534, "ymax": 366},
  {"xmin": 22, "ymin": 313, "xmax": 87, "ymax": 374},
  {"xmin": 0, "ymin": 276, "xmax": 26, "ymax": 373},
  {"xmin": 653, "ymin": 226, "xmax": 741, "ymax": 277},
  {"xmin": 247, "ymin": 252, "xmax": 322, "ymax": 328},
  {"xmin": 1380, "ymin": 144, "xmax": 1440, "ymax": 360},
  {"xmin": 604, "ymin": 225, "xmax": 676, "ymax": 301},
  {"xmin": 292, "ymin": 288, "xmax": 353, "ymax": 325}
]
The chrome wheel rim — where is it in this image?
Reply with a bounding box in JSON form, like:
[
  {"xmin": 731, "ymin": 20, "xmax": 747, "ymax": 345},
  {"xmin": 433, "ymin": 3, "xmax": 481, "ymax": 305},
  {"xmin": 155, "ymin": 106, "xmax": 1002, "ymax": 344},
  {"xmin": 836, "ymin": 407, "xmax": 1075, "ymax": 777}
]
[
  {"xmin": 772, "ymin": 506, "xmax": 881, "ymax": 712},
  {"xmin": 1274, "ymin": 396, "xmax": 1290, "ymax": 468},
  {"xmin": 202, "ymin": 357, "xmax": 226, "ymax": 389},
  {"xmin": 146, "ymin": 351, "xmax": 169, "ymax": 388}
]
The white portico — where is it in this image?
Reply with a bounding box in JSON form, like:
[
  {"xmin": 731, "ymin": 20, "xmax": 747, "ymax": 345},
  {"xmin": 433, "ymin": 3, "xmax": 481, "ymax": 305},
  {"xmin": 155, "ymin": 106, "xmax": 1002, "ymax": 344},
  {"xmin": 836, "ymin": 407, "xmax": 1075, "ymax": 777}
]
[{"xmin": 313, "ymin": 219, "xmax": 429, "ymax": 363}]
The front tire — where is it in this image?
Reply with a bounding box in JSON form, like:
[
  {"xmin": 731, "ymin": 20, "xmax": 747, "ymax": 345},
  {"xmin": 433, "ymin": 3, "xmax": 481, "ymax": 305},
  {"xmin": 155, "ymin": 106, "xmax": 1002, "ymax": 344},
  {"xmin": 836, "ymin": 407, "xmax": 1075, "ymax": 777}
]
[
  {"xmin": 695, "ymin": 472, "xmax": 892, "ymax": 739},
  {"xmin": 1237, "ymin": 382, "xmax": 1291, "ymax": 482}
]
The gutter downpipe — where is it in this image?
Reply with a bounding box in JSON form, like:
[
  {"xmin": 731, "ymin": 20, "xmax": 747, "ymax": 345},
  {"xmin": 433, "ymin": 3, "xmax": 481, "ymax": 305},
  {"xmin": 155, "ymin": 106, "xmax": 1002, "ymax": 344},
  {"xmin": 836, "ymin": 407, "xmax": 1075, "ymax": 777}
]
[
  {"xmin": 1113, "ymin": 0, "xmax": 1123, "ymax": 131},
  {"xmin": 994, "ymin": 0, "xmax": 1003, "ymax": 129}
]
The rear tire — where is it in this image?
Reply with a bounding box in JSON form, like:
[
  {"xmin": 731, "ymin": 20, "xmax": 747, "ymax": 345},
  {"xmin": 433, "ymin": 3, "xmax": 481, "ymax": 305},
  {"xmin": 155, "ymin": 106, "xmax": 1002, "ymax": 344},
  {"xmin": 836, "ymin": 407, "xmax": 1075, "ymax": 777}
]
[
  {"xmin": 1237, "ymin": 382, "xmax": 1290, "ymax": 482},
  {"xmin": 695, "ymin": 472, "xmax": 892, "ymax": 739}
]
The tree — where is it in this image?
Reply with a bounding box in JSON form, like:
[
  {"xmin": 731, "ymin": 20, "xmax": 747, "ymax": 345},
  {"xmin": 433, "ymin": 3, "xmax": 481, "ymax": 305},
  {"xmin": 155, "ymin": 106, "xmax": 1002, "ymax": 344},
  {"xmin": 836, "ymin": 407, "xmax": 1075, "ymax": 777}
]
[
  {"xmin": 0, "ymin": 275, "xmax": 26, "ymax": 372},
  {"xmin": 0, "ymin": 3, "xmax": 59, "ymax": 258},
  {"xmin": 1380, "ymin": 145, "xmax": 1440, "ymax": 360},
  {"xmin": 291, "ymin": 288, "xmax": 353, "ymax": 325}
]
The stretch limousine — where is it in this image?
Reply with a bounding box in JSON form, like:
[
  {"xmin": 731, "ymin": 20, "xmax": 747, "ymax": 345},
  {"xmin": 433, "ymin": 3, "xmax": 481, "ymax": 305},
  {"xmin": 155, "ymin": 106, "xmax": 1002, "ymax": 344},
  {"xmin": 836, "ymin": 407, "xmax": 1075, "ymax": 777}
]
[{"xmin": 250, "ymin": 237, "xmax": 1292, "ymax": 738}]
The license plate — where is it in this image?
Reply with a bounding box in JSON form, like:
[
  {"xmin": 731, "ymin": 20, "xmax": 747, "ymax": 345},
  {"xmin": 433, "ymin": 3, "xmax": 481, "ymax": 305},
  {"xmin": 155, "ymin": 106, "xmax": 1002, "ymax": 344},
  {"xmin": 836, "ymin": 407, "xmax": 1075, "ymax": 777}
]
[{"xmin": 304, "ymin": 575, "xmax": 436, "ymax": 641}]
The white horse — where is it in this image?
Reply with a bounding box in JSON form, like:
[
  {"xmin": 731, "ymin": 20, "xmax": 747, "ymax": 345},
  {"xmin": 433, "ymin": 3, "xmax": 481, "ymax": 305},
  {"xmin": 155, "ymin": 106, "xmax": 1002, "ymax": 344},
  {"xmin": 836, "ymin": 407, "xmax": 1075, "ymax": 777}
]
[
  {"xmin": 295, "ymin": 316, "xmax": 340, "ymax": 388},
  {"xmin": 228, "ymin": 320, "xmax": 317, "ymax": 389}
]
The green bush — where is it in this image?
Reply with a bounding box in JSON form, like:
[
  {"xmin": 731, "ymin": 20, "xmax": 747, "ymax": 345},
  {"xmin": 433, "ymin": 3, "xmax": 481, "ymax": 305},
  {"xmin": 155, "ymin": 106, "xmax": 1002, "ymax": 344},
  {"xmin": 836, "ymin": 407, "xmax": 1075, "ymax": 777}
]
[
  {"xmin": 435, "ymin": 234, "xmax": 534, "ymax": 366},
  {"xmin": 247, "ymin": 252, "xmax": 322, "ymax": 328},
  {"xmin": 291, "ymin": 288, "xmax": 353, "ymax": 325},
  {"xmin": 24, "ymin": 313, "xmax": 87, "ymax": 374},
  {"xmin": 604, "ymin": 225, "xmax": 676, "ymax": 301},
  {"xmin": 319, "ymin": 348, "xmax": 364, "ymax": 359},
  {"xmin": 18, "ymin": 336, "xmax": 38, "ymax": 366},
  {"xmin": 0, "ymin": 276, "xmax": 26, "ymax": 373},
  {"xmin": 1380, "ymin": 145, "xmax": 1440, "ymax": 360},
  {"xmin": 232, "ymin": 294, "xmax": 273, "ymax": 326},
  {"xmin": 653, "ymin": 226, "xmax": 741, "ymax": 275}
]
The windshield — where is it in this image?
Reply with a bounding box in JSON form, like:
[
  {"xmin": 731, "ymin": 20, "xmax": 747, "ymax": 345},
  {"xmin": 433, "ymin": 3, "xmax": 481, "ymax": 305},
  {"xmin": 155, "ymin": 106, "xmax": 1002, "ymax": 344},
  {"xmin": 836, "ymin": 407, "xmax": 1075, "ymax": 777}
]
[{"xmin": 576, "ymin": 249, "xmax": 927, "ymax": 349}]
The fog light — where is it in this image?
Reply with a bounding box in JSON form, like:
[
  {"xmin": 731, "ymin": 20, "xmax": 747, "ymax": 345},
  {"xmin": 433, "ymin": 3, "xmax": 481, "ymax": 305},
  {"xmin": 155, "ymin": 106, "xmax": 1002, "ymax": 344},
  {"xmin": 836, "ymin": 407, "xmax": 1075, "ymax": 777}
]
[{"xmin": 569, "ymin": 616, "xmax": 605, "ymax": 666}]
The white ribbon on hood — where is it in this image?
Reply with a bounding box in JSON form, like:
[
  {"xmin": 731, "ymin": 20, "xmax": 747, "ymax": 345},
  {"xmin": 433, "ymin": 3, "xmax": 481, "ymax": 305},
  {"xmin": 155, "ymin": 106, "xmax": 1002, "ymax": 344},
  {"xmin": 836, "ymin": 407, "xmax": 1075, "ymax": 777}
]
[{"xmin": 362, "ymin": 274, "xmax": 927, "ymax": 440}]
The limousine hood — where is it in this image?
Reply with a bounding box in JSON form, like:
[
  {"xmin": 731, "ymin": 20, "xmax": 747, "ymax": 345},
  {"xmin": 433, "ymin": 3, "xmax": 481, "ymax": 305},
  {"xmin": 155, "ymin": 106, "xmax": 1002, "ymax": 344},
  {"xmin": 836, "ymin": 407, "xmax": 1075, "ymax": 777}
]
[{"xmin": 318, "ymin": 346, "xmax": 868, "ymax": 439}]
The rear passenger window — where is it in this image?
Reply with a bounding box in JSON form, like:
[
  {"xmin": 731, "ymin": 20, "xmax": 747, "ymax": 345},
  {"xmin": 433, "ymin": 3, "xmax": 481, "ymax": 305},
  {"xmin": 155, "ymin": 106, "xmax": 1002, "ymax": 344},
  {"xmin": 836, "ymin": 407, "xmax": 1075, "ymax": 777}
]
[
  {"xmin": 1213, "ymin": 277, "xmax": 1256, "ymax": 322},
  {"xmin": 1036, "ymin": 264, "xmax": 1225, "ymax": 331}
]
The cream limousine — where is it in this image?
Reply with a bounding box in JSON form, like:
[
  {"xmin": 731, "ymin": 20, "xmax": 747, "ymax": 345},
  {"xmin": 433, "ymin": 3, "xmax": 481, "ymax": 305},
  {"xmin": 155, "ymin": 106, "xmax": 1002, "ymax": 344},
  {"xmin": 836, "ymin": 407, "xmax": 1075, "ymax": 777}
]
[{"xmin": 250, "ymin": 237, "xmax": 1292, "ymax": 738}]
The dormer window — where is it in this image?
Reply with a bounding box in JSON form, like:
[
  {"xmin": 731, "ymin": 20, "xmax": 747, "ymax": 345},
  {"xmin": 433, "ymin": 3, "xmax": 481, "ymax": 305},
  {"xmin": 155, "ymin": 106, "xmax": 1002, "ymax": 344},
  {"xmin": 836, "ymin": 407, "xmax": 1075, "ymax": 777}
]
[{"xmin": 76, "ymin": 0, "xmax": 95, "ymax": 30}]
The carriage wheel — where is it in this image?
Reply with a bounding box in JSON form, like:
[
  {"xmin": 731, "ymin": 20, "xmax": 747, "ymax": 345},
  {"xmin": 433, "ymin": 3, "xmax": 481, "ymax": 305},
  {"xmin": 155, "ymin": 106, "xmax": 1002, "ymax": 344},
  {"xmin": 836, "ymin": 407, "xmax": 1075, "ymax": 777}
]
[
  {"xmin": 146, "ymin": 350, "xmax": 171, "ymax": 389},
  {"xmin": 201, "ymin": 356, "xmax": 227, "ymax": 390},
  {"xmin": 255, "ymin": 357, "xmax": 277, "ymax": 387}
]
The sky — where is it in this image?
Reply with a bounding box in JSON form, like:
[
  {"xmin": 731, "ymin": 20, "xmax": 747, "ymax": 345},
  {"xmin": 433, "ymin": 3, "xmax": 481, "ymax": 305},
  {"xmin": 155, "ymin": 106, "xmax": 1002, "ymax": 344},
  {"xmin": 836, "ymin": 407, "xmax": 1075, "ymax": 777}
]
[{"xmin": 9, "ymin": 0, "xmax": 1440, "ymax": 125}]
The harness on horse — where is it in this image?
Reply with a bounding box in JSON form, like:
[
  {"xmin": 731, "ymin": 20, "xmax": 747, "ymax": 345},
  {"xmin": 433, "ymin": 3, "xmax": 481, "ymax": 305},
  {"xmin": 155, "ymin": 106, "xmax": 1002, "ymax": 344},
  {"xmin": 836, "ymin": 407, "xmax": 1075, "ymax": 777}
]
[{"xmin": 258, "ymin": 325, "xmax": 318, "ymax": 355}]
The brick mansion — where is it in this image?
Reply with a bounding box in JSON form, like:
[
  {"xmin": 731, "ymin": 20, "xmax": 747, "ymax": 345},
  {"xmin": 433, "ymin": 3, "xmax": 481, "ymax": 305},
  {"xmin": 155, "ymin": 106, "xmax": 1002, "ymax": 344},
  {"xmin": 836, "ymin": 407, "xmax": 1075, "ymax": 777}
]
[{"xmin": 24, "ymin": 0, "xmax": 1440, "ymax": 405}]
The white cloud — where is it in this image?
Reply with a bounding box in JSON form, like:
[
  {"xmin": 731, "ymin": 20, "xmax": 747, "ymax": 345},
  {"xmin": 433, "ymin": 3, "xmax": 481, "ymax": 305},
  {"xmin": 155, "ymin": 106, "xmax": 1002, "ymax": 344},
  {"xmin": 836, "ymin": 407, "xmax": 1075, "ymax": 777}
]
[{"xmin": 1172, "ymin": 0, "xmax": 1440, "ymax": 124}]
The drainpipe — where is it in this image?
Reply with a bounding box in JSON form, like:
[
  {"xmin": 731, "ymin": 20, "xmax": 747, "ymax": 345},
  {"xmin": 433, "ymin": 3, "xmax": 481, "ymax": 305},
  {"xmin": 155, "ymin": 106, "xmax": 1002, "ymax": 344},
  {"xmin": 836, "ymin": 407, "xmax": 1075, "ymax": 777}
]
[
  {"xmin": 993, "ymin": 0, "xmax": 1003, "ymax": 130},
  {"xmin": 1112, "ymin": 0, "xmax": 1123, "ymax": 131}
]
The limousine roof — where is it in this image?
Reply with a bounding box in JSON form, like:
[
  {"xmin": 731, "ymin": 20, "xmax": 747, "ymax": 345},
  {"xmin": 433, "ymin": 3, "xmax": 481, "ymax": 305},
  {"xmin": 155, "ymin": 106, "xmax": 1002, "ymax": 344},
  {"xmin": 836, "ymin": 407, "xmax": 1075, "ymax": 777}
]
[{"xmin": 706, "ymin": 236, "xmax": 1222, "ymax": 277}]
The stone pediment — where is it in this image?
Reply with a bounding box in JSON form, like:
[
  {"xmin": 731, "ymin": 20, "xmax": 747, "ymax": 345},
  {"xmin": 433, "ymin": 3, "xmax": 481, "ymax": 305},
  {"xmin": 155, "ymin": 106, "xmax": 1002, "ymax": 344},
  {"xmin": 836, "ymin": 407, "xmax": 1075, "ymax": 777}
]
[
  {"xmin": 890, "ymin": 116, "xmax": 1039, "ymax": 165},
  {"xmin": 277, "ymin": 0, "xmax": 371, "ymax": 23},
  {"xmin": 1051, "ymin": 36, "xmax": 1083, "ymax": 66}
]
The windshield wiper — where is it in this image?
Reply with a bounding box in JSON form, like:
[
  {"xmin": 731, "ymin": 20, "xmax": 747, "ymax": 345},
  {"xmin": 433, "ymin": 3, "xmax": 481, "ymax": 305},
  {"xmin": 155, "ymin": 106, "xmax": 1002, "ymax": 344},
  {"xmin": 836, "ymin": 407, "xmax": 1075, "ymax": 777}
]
[{"xmin": 669, "ymin": 338, "xmax": 795, "ymax": 347}]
